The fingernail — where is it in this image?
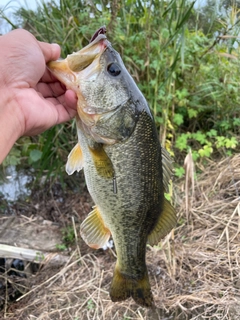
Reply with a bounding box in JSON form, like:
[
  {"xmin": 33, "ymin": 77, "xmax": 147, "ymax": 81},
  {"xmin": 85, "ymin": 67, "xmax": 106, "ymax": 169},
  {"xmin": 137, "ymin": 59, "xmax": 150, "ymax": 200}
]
[{"xmin": 51, "ymin": 43, "xmax": 61, "ymax": 57}]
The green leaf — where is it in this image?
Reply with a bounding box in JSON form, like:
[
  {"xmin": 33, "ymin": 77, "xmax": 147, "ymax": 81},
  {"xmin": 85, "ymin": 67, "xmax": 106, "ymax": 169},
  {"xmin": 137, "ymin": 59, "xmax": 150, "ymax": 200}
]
[
  {"xmin": 198, "ymin": 145, "xmax": 213, "ymax": 158},
  {"xmin": 3, "ymin": 148, "xmax": 21, "ymax": 167},
  {"xmin": 225, "ymin": 137, "xmax": 238, "ymax": 149},
  {"xmin": 233, "ymin": 118, "xmax": 240, "ymax": 126},
  {"xmin": 164, "ymin": 193, "xmax": 171, "ymax": 201},
  {"xmin": 188, "ymin": 108, "xmax": 198, "ymax": 118},
  {"xmin": 30, "ymin": 150, "xmax": 42, "ymax": 163},
  {"xmin": 175, "ymin": 166, "xmax": 185, "ymax": 178},
  {"xmin": 192, "ymin": 150, "xmax": 200, "ymax": 161},
  {"xmin": 176, "ymin": 88, "xmax": 188, "ymax": 100},
  {"xmin": 207, "ymin": 129, "xmax": 217, "ymax": 137},
  {"xmin": 219, "ymin": 120, "xmax": 231, "ymax": 130},
  {"xmin": 173, "ymin": 113, "xmax": 184, "ymax": 125},
  {"xmin": 192, "ymin": 131, "xmax": 207, "ymax": 144},
  {"xmin": 175, "ymin": 134, "xmax": 189, "ymax": 151},
  {"xmin": 216, "ymin": 136, "xmax": 226, "ymax": 148},
  {"xmin": 161, "ymin": 28, "xmax": 170, "ymax": 39}
]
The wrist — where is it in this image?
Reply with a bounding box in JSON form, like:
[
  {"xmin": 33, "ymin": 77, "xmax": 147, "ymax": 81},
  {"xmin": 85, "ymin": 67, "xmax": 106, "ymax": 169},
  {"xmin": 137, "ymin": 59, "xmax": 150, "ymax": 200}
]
[{"xmin": 0, "ymin": 88, "xmax": 23, "ymax": 164}]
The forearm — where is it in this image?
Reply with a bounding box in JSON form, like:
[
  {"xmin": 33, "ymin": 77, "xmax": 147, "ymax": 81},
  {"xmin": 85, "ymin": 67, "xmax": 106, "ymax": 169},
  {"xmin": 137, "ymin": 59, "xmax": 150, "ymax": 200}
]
[{"xmin": 0, "ymin": 90, "xmax": 22, "ymax": 164}]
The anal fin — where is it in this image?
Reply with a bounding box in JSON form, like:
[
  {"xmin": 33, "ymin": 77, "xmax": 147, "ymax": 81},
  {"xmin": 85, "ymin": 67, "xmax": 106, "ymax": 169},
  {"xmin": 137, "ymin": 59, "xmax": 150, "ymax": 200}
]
[
  {"xmin": 148, "ymin": 198, "xmax": 177, "ymax": 246},
  {"xmin": 80, "ymin": 205, "xmax": 111, "ymax": 249},
  {"xmin": 66, "ymin": 143, "xmax": 83, "ymax": 175}
]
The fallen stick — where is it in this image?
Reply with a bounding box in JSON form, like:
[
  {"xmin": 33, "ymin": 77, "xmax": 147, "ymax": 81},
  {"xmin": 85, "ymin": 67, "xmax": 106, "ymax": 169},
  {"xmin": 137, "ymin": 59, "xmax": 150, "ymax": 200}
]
[{"xmin": 0, "ymin": 243, "xmax": 69, "ymax": 266}]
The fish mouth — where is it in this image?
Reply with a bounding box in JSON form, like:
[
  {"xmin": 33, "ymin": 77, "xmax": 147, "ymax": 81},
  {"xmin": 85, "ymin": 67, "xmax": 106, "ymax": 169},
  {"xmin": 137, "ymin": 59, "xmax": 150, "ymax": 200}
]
[
  {"xmin": 47, "ymin": 34, "xmax": 108, "ymax": 92},
  {"xmin": 47, "ymin": 34, "xmax": 110, "ymax": 130}
]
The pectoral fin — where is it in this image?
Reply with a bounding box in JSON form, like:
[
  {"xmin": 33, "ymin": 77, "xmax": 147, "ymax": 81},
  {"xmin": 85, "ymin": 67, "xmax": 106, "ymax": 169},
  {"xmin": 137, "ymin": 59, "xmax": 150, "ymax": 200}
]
[
  {"xmin": 80, "ymin": 205, "xmax": 111, "ymax": 249},
  {"xmin": 66, "ymin": 143, "xmax": 84, "ymax": 175},
  {"xmin": 148, "ymin": 198, "xmax": 177, "ymax": 246},
  {"xmin": 89, "ymin": 145, "xmax": 114, "ymax": 178}
]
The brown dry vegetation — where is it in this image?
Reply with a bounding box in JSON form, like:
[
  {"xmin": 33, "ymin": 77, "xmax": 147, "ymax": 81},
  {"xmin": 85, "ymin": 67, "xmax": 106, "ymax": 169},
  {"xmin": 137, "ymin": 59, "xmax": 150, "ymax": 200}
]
[{"xmin": 1, "ymin": 155, "xmax": 240, "ymax": 320}]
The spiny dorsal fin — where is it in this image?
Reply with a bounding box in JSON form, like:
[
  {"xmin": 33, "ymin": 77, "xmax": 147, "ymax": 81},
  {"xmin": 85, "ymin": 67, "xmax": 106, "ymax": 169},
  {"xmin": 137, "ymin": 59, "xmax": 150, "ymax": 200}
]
[
  {"xmin": 80, "ymin": 205, "xmax": 111, "ymax": 249},
  {"xmin": 66, "ymin": 143, "xmax": 84, "ymax": 175},
  {"xmin": 161, "ymin": 147, "xmax": 174, "ymax": 193},
  {"xmin": 88, "ymin": 145, "xmax": 114, "ymax": 178},
  {"xmin": 148, "ymin": 198, "xmax": 177, "ymax": 246}
]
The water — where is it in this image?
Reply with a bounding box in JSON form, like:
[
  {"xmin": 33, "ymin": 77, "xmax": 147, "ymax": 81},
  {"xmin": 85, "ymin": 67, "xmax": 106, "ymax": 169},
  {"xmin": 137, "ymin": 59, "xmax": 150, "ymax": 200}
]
[{"xmin": 0, "ymin": 166, "xmax": 32, "ymax": 202}]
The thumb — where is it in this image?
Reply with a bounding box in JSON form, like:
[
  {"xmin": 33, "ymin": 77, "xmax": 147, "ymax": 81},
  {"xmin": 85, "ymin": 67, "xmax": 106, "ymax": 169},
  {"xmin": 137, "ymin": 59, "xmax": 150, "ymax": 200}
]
[{"xmin": 38, "ymin": 41, "xmax": 61, "ymax": 63}]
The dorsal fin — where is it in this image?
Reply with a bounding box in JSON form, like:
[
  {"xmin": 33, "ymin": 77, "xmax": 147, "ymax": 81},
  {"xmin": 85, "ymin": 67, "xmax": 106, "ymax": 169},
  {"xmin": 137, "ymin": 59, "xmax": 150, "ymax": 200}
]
[{"xmin": 161, "ymin": 147, "xmax": 174, "ymax": 193}]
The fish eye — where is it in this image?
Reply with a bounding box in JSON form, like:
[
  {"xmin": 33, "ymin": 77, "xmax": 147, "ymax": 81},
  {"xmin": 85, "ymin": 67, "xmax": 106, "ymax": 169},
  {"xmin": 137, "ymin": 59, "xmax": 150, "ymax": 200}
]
[{"xmin": 107, "ymin": 63, "xmax": 121, "ymax": 76}]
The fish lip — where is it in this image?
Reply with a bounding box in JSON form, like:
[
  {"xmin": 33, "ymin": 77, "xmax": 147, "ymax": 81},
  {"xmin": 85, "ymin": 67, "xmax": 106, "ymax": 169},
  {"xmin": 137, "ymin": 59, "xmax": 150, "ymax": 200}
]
[
  {"xmin": 84, "ymin": 34, "xmax": 107, "ymax": 50},
  {"xmin": 47, "ymin": 34, "xmax": 109, "ymax": 80},
  {"xmin": 89, "ymin": 26, "xmax": 107, "ymax": 43},
  {"xmin": 66, "ymin": 34, "xmax": 108, "ymax": 71}
]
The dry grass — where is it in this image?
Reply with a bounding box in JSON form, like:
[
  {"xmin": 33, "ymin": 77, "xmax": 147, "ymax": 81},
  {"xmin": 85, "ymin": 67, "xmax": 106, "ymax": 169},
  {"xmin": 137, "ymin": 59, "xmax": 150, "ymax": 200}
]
[{"xmin": 2, "ymin": 155, "xmax": 240, "ymax": 319}]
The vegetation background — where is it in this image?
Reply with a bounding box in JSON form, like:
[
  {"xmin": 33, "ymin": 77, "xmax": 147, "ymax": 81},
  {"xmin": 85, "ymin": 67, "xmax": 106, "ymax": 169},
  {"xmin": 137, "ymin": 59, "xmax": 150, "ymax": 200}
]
[{"xmin": 1, "ymin": 0, "xmax": 240, "ymax": 181}]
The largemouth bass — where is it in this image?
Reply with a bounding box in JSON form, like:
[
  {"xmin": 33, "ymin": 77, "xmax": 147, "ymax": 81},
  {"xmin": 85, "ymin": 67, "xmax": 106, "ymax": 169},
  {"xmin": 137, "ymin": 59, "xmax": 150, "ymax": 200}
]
[{"xmin": 48, "ymin": 28, "xmax": 176, "ymax": 307}]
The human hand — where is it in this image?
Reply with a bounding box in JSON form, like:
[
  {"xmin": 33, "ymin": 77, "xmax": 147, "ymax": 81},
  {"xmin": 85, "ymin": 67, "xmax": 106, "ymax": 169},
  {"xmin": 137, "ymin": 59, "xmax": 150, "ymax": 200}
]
[{"xmin": 0, "ymin": 29, "xmax": 77, "ymax": 137}]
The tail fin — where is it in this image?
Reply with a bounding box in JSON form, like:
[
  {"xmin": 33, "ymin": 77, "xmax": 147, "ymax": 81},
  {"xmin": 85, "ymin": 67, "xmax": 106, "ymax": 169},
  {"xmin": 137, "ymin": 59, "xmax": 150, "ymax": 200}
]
[{"xmin": 110, "ymin": 265, "xmax": 154, "ymax": 307}]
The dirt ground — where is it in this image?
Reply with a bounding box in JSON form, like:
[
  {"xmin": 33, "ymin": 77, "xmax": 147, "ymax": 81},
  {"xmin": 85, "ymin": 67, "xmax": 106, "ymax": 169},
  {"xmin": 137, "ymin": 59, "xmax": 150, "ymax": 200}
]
[{"xmin": 0, "ymin": 156, "xmax": 240, "ymax": 320}]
